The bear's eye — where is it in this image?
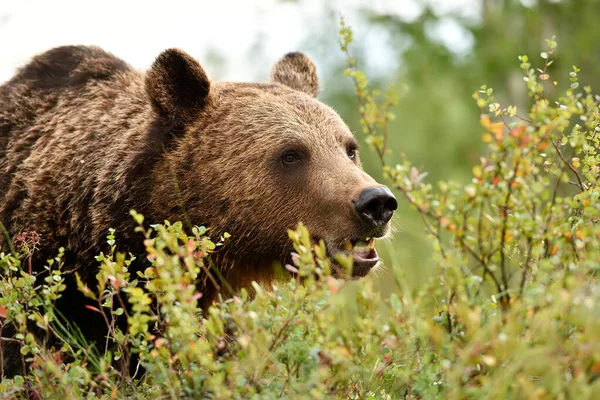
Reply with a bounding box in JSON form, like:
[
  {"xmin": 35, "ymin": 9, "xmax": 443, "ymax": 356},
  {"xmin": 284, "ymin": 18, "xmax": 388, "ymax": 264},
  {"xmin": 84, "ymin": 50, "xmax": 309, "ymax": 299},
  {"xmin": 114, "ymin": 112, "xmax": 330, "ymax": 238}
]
[
  {"xmin": 347, "ymin": 146, "xmax": 357, "ymax": 160},
  {"xmin": 281, "ymin": 150, "xmax": 302, "ymax": 165}
]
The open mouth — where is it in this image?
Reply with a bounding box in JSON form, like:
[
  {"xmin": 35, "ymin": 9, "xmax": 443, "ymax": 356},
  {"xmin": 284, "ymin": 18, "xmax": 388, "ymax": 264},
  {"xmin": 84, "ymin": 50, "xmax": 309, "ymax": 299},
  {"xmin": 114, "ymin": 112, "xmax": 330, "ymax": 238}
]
[{"xmin": 326, "ymin": 236, "xmax": 380, "ymax": 277}]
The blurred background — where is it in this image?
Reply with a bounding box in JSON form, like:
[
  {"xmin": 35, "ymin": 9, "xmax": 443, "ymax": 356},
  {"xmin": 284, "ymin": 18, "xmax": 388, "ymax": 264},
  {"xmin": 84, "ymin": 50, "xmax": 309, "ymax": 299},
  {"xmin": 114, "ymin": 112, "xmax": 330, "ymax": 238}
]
[{"xmin": 2, "ymin": 0, "xmax": 600, "ymax": 291}]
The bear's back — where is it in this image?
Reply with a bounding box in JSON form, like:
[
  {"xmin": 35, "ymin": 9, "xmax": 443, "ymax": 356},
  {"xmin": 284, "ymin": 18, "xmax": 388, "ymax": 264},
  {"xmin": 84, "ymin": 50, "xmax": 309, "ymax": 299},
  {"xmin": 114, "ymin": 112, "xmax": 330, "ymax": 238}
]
[
  {"xmin": 5, "ymin": 45, "xmax": 130, "ymax": 93},
  {"xmin": 0, "ymin": 46, "xmax": 152, "ymax": 267},
  {"xmin": 0, "ymin": 46, "xmax": 132, "ymax": 133},
  {"xmin": 0, "ymin": 46, "xmax": 136, "ymax": 187}
]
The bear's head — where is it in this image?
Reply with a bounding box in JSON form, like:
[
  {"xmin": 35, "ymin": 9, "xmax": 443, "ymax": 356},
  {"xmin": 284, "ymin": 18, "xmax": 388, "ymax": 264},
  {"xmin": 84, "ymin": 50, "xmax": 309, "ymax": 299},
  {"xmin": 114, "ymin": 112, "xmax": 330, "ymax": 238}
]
[{"xmin": 145, "ymin": 49, "xmax": 397, "ymax": 291}]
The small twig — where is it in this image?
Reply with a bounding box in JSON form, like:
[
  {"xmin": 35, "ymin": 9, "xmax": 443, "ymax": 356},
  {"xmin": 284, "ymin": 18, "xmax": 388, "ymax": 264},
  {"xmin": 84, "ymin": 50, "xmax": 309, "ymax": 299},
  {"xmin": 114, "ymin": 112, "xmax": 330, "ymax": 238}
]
[
  {"xmin": 498, "ymin": 158, "xmax": 520, "ymax": 306},
  {"xmin": 199, "ymin": 259, "xmax": 220, "ymax": 292},
  {"xmin": 570, "ymin": 208, "xmax": 583, "ymax": 262},
  {"xmin": 477, "ymin": 202, "xmax": 485, "ymax": 256},
  {"xmin": 0, "ymin": 336, "xmax": 22, "ymax": 343},
  {"xmin": 551, "ymin": 139, "xmax": 585, "ymax": 191},
  {"xmin": 268, "ymin": 294, "xmax": 307, "ymax": 353},
  {"xmin": 446, "ymin": 291, "xmax": 455, "ymax": 334},
  {"xmin": 116, "ymin": 291, "xmax": 131, "ymax": 319},
  {"xmin": 514, "ymin": 113, "xmax": 533, "ymax": 124},
  {"xmin": 94, "ymin": 297, "xmax": 113, "ymax": 355},
  {"xmin": 519, "ymin": 238, "xmax": 533, "ymax": 296},
  {"xmin": 543, "ymin": 172, "xmax": 562, "ymax": 258},
  {"xmin": 0, "ymin": 324, "xmax": 3, "ymax": 379},
  {"xmin": 459, "ymin": 234, "xmax": 503, "ymax": 295}
]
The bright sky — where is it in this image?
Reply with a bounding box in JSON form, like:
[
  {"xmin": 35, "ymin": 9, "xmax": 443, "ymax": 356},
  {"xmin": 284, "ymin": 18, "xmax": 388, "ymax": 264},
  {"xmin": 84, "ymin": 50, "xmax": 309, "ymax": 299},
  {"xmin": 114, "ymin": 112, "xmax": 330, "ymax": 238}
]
[{"xmin": 0, "ymin": 0, "xmax": 480, "ymax": 84}]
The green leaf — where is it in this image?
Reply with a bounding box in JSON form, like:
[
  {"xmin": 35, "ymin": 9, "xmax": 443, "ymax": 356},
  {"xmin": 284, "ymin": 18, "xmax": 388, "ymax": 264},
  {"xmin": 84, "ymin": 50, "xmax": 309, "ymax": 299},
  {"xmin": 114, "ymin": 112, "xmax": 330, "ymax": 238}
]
[
  {"xmin": 390, "ymin": 293, "xmax": 403, "ymax": 312},
  {"xmin": 20, "ymin": 345, "xmax": 30, "ymax": 355}
]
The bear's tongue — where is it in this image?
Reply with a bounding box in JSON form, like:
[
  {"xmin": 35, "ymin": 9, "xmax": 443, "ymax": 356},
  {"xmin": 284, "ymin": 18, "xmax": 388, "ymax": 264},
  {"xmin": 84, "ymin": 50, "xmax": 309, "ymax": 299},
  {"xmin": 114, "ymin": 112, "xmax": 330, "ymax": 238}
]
[
  {"xmin": 352, "ymin": 246, "xmax": 378, "ymax": 262},
  {"xmin": 343, "ymin": 238, "xmax": 379, "ymax": 262}
]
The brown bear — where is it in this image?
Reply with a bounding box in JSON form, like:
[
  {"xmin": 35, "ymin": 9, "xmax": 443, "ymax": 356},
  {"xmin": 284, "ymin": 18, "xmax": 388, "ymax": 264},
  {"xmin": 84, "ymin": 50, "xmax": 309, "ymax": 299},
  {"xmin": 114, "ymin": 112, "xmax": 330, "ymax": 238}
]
[{"xmin": 0, "ymin": 45, "xmax": 397, "ymax": 376}]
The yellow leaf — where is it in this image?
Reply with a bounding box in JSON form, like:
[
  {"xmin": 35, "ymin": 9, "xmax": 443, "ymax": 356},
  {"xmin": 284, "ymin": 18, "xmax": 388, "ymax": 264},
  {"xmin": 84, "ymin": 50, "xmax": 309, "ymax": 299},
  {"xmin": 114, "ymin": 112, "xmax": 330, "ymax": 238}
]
[
  {"xmin": 480, "ymin": 115, "xmax": 491, "ymax": 128},
  {"xmin": 481, "ymin": 355, "xmax": 497, "ymax": 367}
]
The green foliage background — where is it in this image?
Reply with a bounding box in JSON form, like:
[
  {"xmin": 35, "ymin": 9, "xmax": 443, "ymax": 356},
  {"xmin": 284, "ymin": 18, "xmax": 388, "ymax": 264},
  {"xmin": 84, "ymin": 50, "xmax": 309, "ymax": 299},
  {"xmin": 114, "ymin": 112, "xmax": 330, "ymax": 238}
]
[{"xmin": 303, "ymin": 0, "xmax": 600, "ymax": 289}]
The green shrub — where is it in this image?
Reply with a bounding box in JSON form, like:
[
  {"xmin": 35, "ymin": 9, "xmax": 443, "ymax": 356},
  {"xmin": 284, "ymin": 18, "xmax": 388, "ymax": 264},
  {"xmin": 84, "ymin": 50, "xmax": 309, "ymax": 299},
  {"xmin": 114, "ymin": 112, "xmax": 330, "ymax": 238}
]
[{"xmin": 1, "ymin": 23, "xmax": 600, "ymax": 399}]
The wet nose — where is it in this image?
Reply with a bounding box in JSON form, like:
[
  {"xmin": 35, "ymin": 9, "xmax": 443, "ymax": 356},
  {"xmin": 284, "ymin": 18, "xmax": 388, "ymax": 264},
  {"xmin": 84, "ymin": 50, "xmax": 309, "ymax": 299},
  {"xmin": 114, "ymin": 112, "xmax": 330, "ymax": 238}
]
[{"xmin": 354, "ymin": 187, "xmax": 398, "ymax": 228}]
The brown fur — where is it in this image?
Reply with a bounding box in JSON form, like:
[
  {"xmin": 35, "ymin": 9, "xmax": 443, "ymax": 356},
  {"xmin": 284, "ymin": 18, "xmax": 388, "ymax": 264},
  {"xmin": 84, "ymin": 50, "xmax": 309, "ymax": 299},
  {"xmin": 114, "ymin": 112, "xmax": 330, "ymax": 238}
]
[
  {"xmin": 270, "ymin": 52, "xmax": 319, "ymax": 97},
  {"xmin": 0, "ymin": 45, "xmax": 393, "ymax": 376}
]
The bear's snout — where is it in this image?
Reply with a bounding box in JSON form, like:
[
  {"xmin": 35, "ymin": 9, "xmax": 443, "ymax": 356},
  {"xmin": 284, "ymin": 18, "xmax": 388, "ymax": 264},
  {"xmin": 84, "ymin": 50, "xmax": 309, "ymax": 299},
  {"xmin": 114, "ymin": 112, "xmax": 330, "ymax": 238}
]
[{"xmin": 354, "ymin": 186, "xmax": 398, "ymax": 230}]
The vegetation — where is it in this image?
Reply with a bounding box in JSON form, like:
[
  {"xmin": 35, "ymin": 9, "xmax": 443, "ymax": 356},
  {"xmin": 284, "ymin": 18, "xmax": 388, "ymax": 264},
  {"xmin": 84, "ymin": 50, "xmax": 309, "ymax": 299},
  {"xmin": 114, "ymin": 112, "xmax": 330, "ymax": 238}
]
[
  {"xmin": 3, "ymin": 12, "xmax": 600, "ymax": 400},
  {"xmin": 320, "ymin": 0, "xmax": 600, "ymax": 288}
]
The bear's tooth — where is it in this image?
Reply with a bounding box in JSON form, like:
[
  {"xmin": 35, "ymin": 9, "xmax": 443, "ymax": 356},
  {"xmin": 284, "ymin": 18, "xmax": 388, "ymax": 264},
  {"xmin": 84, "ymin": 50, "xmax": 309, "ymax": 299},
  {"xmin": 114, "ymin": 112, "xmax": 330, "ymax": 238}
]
[
  {"xmin": 344, "ymin": 241, "xmax": 353, "ymax": 251},
  {"xmin": 367, "ymin": 238, "xmax": 375, "ymax": 248}
]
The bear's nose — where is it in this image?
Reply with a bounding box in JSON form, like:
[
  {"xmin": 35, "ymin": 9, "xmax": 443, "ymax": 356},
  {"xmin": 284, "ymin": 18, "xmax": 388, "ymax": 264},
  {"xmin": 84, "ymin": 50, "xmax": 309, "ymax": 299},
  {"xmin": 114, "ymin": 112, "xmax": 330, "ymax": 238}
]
[{"xmin": 354, "ymin": 186, "xmax": 398, "ymax": 228}]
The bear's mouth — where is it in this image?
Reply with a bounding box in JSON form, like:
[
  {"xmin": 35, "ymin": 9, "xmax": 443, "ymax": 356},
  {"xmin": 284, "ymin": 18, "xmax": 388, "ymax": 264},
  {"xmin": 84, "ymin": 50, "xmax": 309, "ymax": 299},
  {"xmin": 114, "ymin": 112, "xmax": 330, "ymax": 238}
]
[{"xmin": 325, "ymin": 236, "xmax": 380, "ymax": 278}]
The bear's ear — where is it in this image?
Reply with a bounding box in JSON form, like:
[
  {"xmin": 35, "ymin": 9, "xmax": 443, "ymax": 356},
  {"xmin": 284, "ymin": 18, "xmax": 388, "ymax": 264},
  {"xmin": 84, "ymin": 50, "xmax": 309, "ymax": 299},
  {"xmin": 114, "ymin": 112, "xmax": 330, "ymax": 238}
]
[
  {"xmin": 145, "ymin": 49, "xmax": 210, "ymax": 124},
  {"xmin": 270, "ymin": 52, "xmax": 319, "ymax": 97}
]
